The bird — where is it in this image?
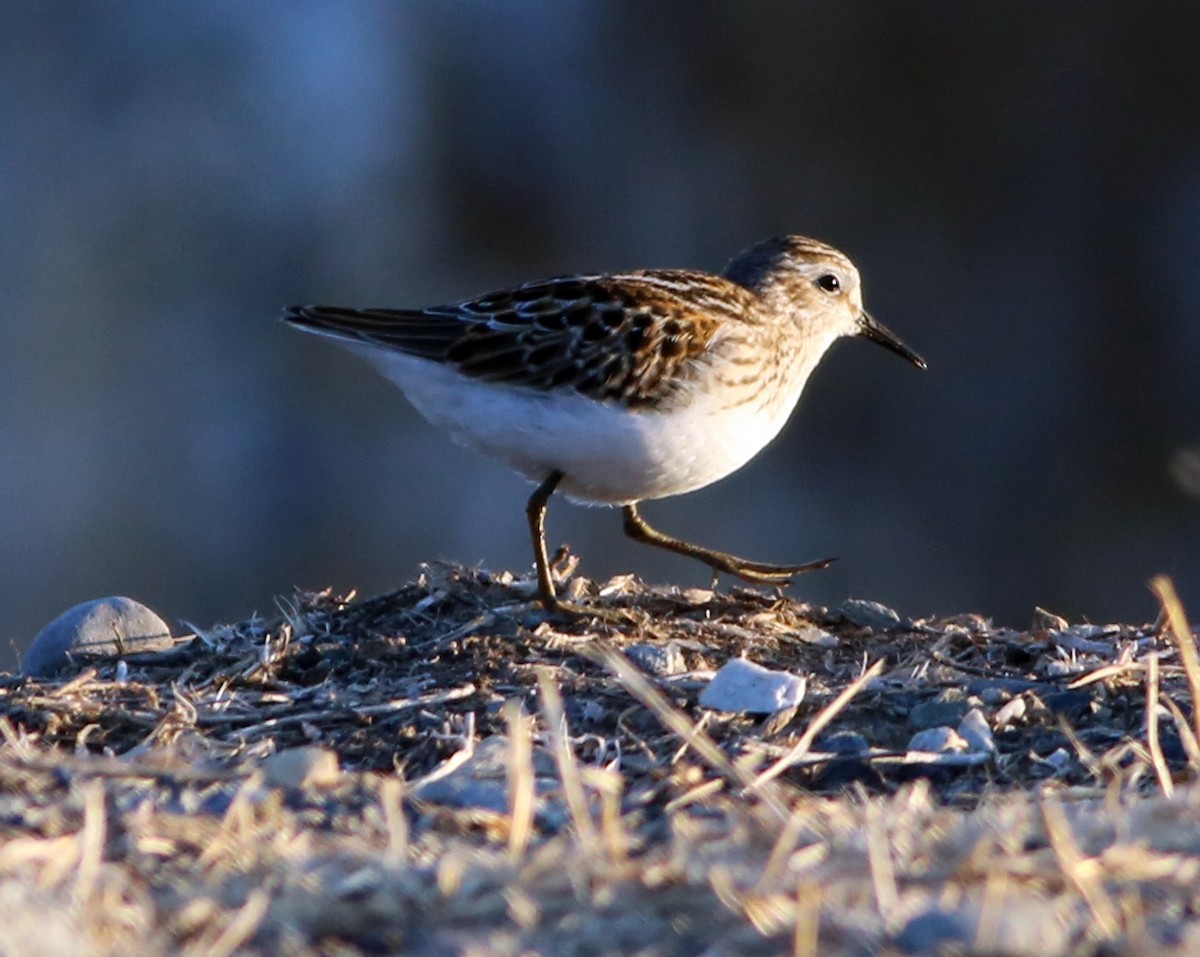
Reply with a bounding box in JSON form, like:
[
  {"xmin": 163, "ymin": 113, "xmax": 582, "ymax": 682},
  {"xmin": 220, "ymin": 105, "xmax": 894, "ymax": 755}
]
[{"xmin": 284, "ymin": 235, "xmax": 926, "ymax": 613}]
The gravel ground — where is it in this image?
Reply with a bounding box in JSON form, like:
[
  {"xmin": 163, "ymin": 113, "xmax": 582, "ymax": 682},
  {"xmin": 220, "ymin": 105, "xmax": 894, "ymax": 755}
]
[{"xmin": 0, "ymin": 565, "xmax": 1197, "ymax": 956}]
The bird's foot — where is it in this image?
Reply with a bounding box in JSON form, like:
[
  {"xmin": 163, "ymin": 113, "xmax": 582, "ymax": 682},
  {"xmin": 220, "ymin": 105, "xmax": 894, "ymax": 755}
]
[{"xmin": 713, "ymin": 554, "xmax": 837, "ymax": 586}]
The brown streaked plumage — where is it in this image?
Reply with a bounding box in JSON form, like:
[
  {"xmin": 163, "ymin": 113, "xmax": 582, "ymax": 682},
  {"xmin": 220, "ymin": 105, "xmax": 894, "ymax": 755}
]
[
  {"xmin": 285, "ymin": 235, "xmax": 926, "ymax": 614},
  {"xmin": 287, "ymin": 271, "xmax": 744, "ymax": 409}
]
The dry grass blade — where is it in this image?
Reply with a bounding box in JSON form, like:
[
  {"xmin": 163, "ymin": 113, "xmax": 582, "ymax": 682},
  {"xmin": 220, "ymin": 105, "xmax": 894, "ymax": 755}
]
[
  {"xmin": 536, "ymin": 669, "xmax": 598, "ymax": 854},
  {"xmin": 864, "ymin": 800, "xmax": 898, "ymax": 925},
  {"xmin": 1161, "ymin": 695, "xmax": 1200, "ymax": 769},
  {"xmin": 752, "ymin": 807, "xmax": 824, "ymax": 896},
  {"xmin": 1068, "ymin": 659, "xmax": 1145, "ymax": 689},
  {"xmin": 193, "ymin": 888, "xmax": 271, "ymax": 957},
  {"xmin": 749, "ymin": 659, "xmax": 885, "ymax": 793},
  {"xmin": 792, "ymin": 877, "xmax": 821, "ymax": 957},
  {"xmin": 48, "ymin": 668, "xmax": 99, "ymax": 699},
  {"xmin": 504, "ymin": 700, "xmax": 535, "ymax": 860},
  {"xmin": 379, "ymin": 777, "xmax": 409, "ymax": 867},
  {"xmin": 1151, "ymin": 575, "xmax": 1200, "ymax": 763},
  {"xmin": 72, "ymin": 779, "xmax": 107, "ymax": 906},
  {"xmin": 6, "ymin": 569, "xmax": 1200, "ymax": 955},
  {"xmin": 1040, "ymin": 794, "xmax": 1120, "ymax": 940},
  {"xmin": 1144, "ymin": 653, "xmax": 1173, "ymax": 797}
]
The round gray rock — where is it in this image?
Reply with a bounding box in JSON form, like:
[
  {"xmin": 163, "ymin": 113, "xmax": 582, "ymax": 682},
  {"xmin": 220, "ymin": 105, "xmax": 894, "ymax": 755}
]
[{"xmin": 23, "ymin": 597, "xmax": 173, "ymax": 677}]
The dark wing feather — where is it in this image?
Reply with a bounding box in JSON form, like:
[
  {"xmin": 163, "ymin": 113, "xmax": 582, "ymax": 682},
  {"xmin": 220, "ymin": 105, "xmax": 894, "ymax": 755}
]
[{"xmin": 284, "ymin": 271, "xmax": 743, "ymax": 407}]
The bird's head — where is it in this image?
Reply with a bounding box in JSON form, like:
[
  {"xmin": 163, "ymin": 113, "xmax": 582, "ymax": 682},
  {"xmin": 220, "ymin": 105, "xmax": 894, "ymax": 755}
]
[{"xmin": 724, "ymin": 235, "xmax": 926, "ymax": 370}]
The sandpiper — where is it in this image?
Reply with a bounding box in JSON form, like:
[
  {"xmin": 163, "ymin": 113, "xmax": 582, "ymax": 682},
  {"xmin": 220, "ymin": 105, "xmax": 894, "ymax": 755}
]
[{"xmin": 285, "ymin": 235, "xmax": 925, "ymax": 612}]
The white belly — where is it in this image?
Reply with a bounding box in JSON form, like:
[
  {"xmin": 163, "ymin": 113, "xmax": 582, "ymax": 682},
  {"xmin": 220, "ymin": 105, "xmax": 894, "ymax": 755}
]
[{"xmin": 364, "ymin": 351, "xmax": 803, "ymax": 505}]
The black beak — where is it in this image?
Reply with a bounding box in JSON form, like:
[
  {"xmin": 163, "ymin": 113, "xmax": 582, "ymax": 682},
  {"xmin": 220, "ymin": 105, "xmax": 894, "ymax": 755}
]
[{"xmin": 857, "ymin": 310, "xmax": 927, "ymax": 370}]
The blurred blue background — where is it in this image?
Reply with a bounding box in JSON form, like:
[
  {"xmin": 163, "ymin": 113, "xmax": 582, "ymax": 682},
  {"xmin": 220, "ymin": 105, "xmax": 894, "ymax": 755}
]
[{"xmin": 3, "ymin": 2, "xmax": 1199, "ymax": 664}]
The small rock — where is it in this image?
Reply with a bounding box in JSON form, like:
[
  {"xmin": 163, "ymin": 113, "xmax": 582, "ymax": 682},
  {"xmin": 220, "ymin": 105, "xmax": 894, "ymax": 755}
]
[
  {"xmin": 22, "ymin": 597, "xmax": 174, "ymax": 677},
  {"xmin": 830, "ymin": 598, "xmax": 902, "ymax": 631},
  {"xmin": 1071, "ymin": 623, "xmax": 1119, "ymax": 640},
  {"xmin": 818, "ymin": 730, "xmax": 869, "ymax": 755},
  {"xmin": 896, "ymin": 899, "xmax": 1069, "ymax": 957},
  {"xmin": 698, "ymin": 658, "xmax": 806, "ymax": 714},
  {"xmin": 1042, "ymin": 747, "xmax": 1072, "ymax": 771},
  {"xmin": 909, "ymin": 689, "xmax": 971, "ymax": 730},
  {"xmin": 1041, "ymin": 690, "xmax": 1094, "ymax": 718},
  {"xmin": 957, "ymin": 708, "xmax": 995, "ymax": 754},
  {"xmin": 907, "ymin": 727, "xmax": 969, "ymax": 753},
  {"xmin": 263, "ymin": 747, "xmax": 341, "ymax": 789},
  {"xmin": 626, "ymin": 642, "xmax": 686, "ymax": 676},
  {"xmin": 414, "ymin": 736, "xmax": 555, "ymax": 812},
  {"xmin": 788, "ymin": 625, "xmax": 838, "ymax": 648},
  {"xmin": 1050, "ymin": 630, "xmax": 1114, "ymax": 656},
  {"xmin": 977, "ymin": 687, "xmax": 1009, "ymax": 706},
  {"xmin": 894, "ymin": 909, "xmax": 971, "ymax": 953},
  {"xmin": 966, "ymin": 678, "xmax": 1041, "ymax": 696},
  {"xmin": 938, "ymin": 612, "xmax": 991, "ymax": 632},
  {"xmin": 1044, "ymin": 659, "xmax": 1084, "ymax": 677}
]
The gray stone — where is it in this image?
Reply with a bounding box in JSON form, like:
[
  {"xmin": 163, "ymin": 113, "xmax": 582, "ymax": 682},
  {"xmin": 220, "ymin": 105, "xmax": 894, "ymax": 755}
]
[
  {"xmin": 831, "ymin": 598, "xmax": 903, "ymax": 631},
  {"xmin": 966, "ymin": 677, "xmax": 1041, "ymax": 696},
  {"xmin": 818, "ymin": 730, "xmax": 869, "ymax": 755},
  {"xmin": 907, "ymin": 726, "xmax": 969, "ymax": 753},
  {"xmin": 1042, "ymin": 748, "xmax": 1072, "ymax": 771},
  {"xmin": 1050, "ymin": 629, "xmax": 1114, "ymax": 656},
  {"xmin": 788, "ymin": 625, "xmax": 838, "ymax": 648},
  {"xmin": 1041, "ymin": 690, "xmax": 1094, "ymax": 718},
  {"xmin": 909, "ymin": 689, "xmax": 971, "ymax": 730},
  {"xmin": 626, "ymin": 641, "xmax": 686, "ymax": 676},
  {"xmin": 894, "ymin": 908, "xmax": 971, "ymax": 952},
  {"xmin": 978, "ymin": 687, "xmax": 1010, "ymax": 706},
  {"xmin": 263, "ymin": 746, "xmax": 340, "ymax": 789},
  {"xmin": 896, "ymin": 899, "xmax": 1069, "ymax": 957},
  {"xmin": 22, "ymin": 596, "xmax": 173, "ymax": 677},
  {"xmin": 957, "ymin": 708, "xmax": 996, "ymax": 754},
  {"xmin": 413, "ymin": 735, "xmax": 556, "ymax": 812},
  {"xmin": 698, "ymin": 657, "xmax": 807, "ymax": 714}
]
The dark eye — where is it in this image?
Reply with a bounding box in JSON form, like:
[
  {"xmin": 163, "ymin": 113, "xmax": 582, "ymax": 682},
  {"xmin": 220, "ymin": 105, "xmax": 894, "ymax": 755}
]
[{"xmin": 816, "ymin": 273, "xmax": 841, "ymax": 293}]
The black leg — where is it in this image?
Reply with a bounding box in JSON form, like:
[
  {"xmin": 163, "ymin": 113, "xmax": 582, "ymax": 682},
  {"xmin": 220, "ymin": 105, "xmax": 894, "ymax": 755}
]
[
  {"xmin": 526, "ymin": 471, "xmax": 564, "ymax": 610},
  {"xmin": 621, "ymin": 503, "xmax": 835, "ymax": 586}
]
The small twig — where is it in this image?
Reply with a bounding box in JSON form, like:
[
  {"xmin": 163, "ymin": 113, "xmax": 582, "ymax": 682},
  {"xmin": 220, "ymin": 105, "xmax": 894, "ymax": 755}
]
[
  {"xmin": 749, "ymin": 659, "xmax": 885, "ymax": 793},
  {"xmin": 424, "ymin": 612, "xmax": 497, "ymax": 652},
  {"xmin": 664, "ymin": 777, "xmax": 724, "ymax": 814},
  {"xmin": 928, "ymin": 650, "xmax": 993, "ymax": 679},
  {"xmin": 225, "ymin": 684, "xmax": 476, "ymax": 738},
  {"xmin": 47, "ymin": 668, "xmax": 99, "ymax": 698}
]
